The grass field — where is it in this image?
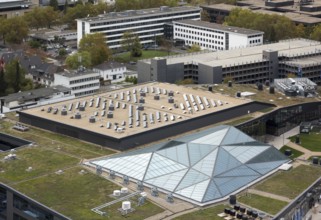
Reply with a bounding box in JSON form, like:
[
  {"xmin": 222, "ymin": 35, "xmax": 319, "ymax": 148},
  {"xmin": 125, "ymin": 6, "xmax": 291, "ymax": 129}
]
[
  {"xmin": 13, "ymin": 167, "xmax": 163, "ymax": 220},
  {"xmin": 238, "ymin": 193, "xmax": 288, "ymax": 215},
  {"xmin": 174, "ymin": 204, "xmax": 230, "ymax": 220},
  {"xmin": 225, "ymin": 116, "xmax": 254, "ymax": 126},
  {"xmin": 290, "ymin": 133, "xmax": 321, "ymax": 152},
  {"xmin": 114, "ymin": 50, "xmax": 177, "ymax": 62},
  {"xmin": 255, "ymin": 165, "xmax": 321, "ymax": 199},
  {"xmin": 0, "ymin": 119, "xmax": 164, "ymax": 219},
  {"xmin": 279, "ymin": 145, "xmax": 304, "ymax": 160}
]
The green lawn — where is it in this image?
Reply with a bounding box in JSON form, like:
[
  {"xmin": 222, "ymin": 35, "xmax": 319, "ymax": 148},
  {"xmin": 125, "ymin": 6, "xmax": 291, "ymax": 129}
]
[
  {"xmin": 255, "ymin": 165, "xmax": 321, "ymax": 199},
  {"xmin": 114, "ymin": 50, "xmax": 177, "ymax": 62},
  {"xmin": 225, "ymin": 116, "xmax": 254, "ymax": 126},
  {"xmin": 238, "ymin": 193, "xmax": 288, "ymax": 215},
  {"xmin": 14, "ymin": 167, "xmax": 164, "ymax": 220},
  {"xmin": 174, "ymin": 204, "xmax": 230, "ymax": 220},
  {"xmin": 290, "ymin": 133, "xmax": 321, "ymax": 152},
  {"xmin": 0, "ymin": 120, "xmax": 114, "ymax": 159},
  {"xmin": 0, "ymin": 147, "xmax": 79, "ymax": 184},
  {"xmin": 279, "ymin": 145, "xmax": 304, "ymax": 160}
]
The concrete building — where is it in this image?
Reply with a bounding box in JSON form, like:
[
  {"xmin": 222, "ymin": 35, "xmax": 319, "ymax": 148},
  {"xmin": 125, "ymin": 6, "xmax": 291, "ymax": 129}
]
[
  {"xmin": 53, "ymin": 70, "xmax": 100, "ymax": 97},
  {"xmin": 0, "ymin": 0, "xmax": 37, "ymax": 18},
  {"xmin": 0, "ymin": 86, "xmax": 74, "ymax": 113},
  {"xmin": 201, "ymin": 1, "xmax": 321, "ymax": 26},
  {"xmin": 29, "ymin": 30, "xmax": 78, "ymax": 48},
  {"xmin": 93, "ymin": 61, "xmax": 127, "ymax": 83},
  {"xmin": 76, "ymin": 6, "xmax": 201, "ymax": 49},
  {"xmin": 138, "ymin": 38, "xmax": 321, "ymax": 84},
  {"xmin": 173, "ymin": 20, "xmax": 263, "ymax": 51}
]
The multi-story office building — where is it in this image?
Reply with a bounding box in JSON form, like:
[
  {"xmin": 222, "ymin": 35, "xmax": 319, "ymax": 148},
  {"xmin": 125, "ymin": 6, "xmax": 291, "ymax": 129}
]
[
  {"xmin": 173, "ymin": 20, "xmax": 263, "ymax": 51},
  {"xmin": 76, "ymin": 6, "xmax": 201, "ymax": 49},
  {"xmin": 201, "ymin": 2, "xmax": 321, "ymax": 26},
  {"xmin": 0, "ymin": 0, "xmax": 38, "ymax": 18},
  {"xmin": 54, "ymin": 70, "xmax": 100, "ymax": 97},
  {"xmin": 138, "ymin": 38, "xmax": 321, "ymax": 84}
]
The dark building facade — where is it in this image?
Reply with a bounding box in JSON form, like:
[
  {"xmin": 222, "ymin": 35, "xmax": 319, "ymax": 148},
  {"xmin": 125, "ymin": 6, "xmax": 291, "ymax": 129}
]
[{"xmin": 0, "ymin": 183, "xmax": 69, "ymax": 220}]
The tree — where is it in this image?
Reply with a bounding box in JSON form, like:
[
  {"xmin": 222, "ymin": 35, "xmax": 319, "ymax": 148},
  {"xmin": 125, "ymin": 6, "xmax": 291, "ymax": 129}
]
[
  {"xmin": 0, "ymin": 18, "xmax": 8, "ymax": 44},
  {"xmin": 2, "ymin": 17, "xmax": 28, "ymax": 44},
  {"xmin": 58, "ymin": 48, "xmax": 67, "ymax": 57},
  {"xmin": 188, "ymin": 44, "xmax": 201, "ymax": 53},
  {"xmin": 311, "ymin": 24, "xmax": 321, "ymax": 41},
  {"xmin": 4, "ymin": 59, "xmax": 28, "ymax": 93},
  {"xmin": 65, "ymin": 51, "xmax": 92, "ymax": 69},
  {"xmin": 79, "ymin": 33, "xmax": 111, "ymax": 66},
  {"xmin": 121, "ymin": 31, "xmax": 136, "ymax": 52},
  {"xmin": 49, "ymin": 0, "xmax": 59, "ymax": 10},
  {"xmin": 158, "ymin": 37, "xmax": 173, "ymax": 55},
  {"xmin": 42, "ymin": 7, "xmax": 60, "ymax": 29},
  {"xmin": 0, "ymin": 68, "xmax": 7, "ymax": 96},
  {"xmin": 201, "ymin": 10, "xmax": 210, "ymax": 22},
  {"xmin": 131, "ymin": 36, "xmax": 142, "ymax": 57},
  {"xmin": 25, "ymin": 7, "xmax": 45, "ymax": 30},
  {"xmin": 63, "ymin": 0, "xmax": 69, "ymax": 14}
]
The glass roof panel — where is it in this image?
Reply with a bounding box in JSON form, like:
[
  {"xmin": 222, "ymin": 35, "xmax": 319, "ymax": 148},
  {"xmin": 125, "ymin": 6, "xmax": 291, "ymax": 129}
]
[
  {"xmin": 246, "ymin": 147, "xmax": 289, "ymax": 164},
  {"xmin": 192, "ymin": 149, "xmax": 218, "ymax": 176},
  {"xmin": 214, "ymin": 175, "xmax": 259, "ymax": 196},
  {"xmin": 157, "ymin": 143, "xmax": 190, "ymax": 166},
  {"xmin": 145, "ymin": 169, "xmax": 188, "ymax": 191},
  {"xmin": 175, "ymin": 168, "xmax": 210, "ymax": 191},
  {"xmin": 188, "ymin": 143, "xmax": 217, "ymax": 166},
  {"xmin": 221, "ymin": 127, "xmax": 255, "ymax": 145},
  {"xmin": 190, "ymin": 128, "xmax": 228, "ymax": 145},
  {"xmin": 175, "ymin": 179, "xmax": 210, "ymax": 202},
  {"xmin": 213, "ymin": 148, "xmax": 242, "ymax": 176},
  {"xmin": 247, "ymin": 160, "xmax": 287, "ymax": 175},
  {"xmin": 202, "ymin": 180, "xmax": 222, "ymax": 202},
  {"xmin": 217, "ymin": 164, "xmax": 261, "ymax": 177},
  {"xmin": 223, "ymin": 146, "xmax": 270, "ymax": 163},
  {"xmin": 144, "ymin": 154, "xmax": 187, "ymax": 180},
  {"xmin": 91, "ymin": 153, "xmax": 152, "ymax": 181}
]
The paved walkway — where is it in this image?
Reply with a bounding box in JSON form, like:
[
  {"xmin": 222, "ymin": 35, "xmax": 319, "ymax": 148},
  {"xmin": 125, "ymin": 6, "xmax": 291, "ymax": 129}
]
[
  {"xmin": 247, "ymin": 189, "xmax": 292, "ymax": 203},
  {"xmin": 268, "ymin": 126, "xmax": 300, "ymax": 150}
]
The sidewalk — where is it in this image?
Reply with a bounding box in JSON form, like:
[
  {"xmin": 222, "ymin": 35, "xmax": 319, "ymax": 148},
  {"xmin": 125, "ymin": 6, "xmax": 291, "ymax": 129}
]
[{"xmin": 268, "ymin": 126, "xmax": 300, "ymax": 149}]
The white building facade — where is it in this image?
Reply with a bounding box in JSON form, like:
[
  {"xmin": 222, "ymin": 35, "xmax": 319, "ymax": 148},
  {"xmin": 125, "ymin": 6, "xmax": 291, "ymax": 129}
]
[
  {"xmin": 93, "ymin": 62, "xmax": 127, "ymax": 83},
  {"xmin": 173, "ymin": 20, "xmax": 263, "ymax": 51},
  {"xmin": 54, "ymin": 71, "xmax": 100, "ymax": 97},
  {"xmin": 76, "ymin": 6, "xmax": 200, "ymax": 49}
]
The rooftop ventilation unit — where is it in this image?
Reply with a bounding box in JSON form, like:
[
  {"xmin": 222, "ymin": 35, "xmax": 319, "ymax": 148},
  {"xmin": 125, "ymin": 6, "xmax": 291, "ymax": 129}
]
[
  {"xmin": 107, "ymin": 111, "xmax": 113, "ymax": 118},
  {"xmin": 75, "ymin": 112, "xmax": 81, "ymax": 119},
  {"xmin": 89, "ymin": 116, "xmax": 96, "ymax": 123}
]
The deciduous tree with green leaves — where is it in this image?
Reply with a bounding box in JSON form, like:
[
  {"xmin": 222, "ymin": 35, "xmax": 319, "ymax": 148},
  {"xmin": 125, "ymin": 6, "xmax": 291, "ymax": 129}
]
[
  {"xmin": 79, "ymin": 33, "xmax": 111, "ymax": 66},
  {"xmin": 65, "ymin": 51, "xmax": 92, "ymax": 69},
  {"xmin": 188, "ymin": 44, "xmax": 201, "ymax": 53}
]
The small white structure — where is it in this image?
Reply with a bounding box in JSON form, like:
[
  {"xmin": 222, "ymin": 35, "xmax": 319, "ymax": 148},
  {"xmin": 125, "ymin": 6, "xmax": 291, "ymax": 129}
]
[
  {"xmin": 113, "ymin": 190, "xmax": 121, "ymax": 197},
  {"xmin": 93, "ymin": 62, "xmax": 127, "ymax": 83},
  {"xmin": 122, "ymin": 201, "xmax": 131, "ymax": 210},
  {"xmin": 121, "ymin": 188, "xmax": 128, "ymax": 194}
]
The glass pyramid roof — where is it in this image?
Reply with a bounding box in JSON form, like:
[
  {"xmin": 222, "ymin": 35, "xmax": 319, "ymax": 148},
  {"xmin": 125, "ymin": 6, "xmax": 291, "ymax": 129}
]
[{"xmin": 90, "ymin": 125, "xmax": 289, "ymax": 205}]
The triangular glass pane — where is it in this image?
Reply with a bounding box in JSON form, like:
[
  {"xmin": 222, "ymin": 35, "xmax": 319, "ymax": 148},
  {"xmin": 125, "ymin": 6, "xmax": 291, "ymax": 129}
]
[
  {"xmin": 217, "ymin": 165, "xmax": 261, "ymax": 177},
  {"xmin": 247, "ymin": 160, "xmax": 288, "ymax": 175},
  {"xmin": 157, "ymin": 143, "xmax": 189, "ymax": 166},
  {"xmin": 214, "ymin": 175, "xmax": 259, "ymax": 196},
  {"xmin": 144, "ymin": 154, "xmax": 187, "ymax": 180},
  {"xmin": 175, "ymin": 179, "xmax": 210, "ymax": 202},
  {"xmin": 246, "ymin": 147, "xmax": 289, "ymax": 164},
  {"xmin": 175, "ymin": 169, "xmax": 210, "ymax": 191},
  {"xmin": 188, "ymin": 143, "xmax": 217, "ymax": 166},
  {"xmin": 145, "ymin": 169, "xmax": 188, "ymax": 191},
  {"xmin": 92, "ymin": 153, "xmax": 152, "ymax": 181},
  {"xmin": 223, "ymin": 146, "xmax": 270, "ymax": 163},
  {"xmin": 190, "ymin": 128, "xmax": 228, "ymax": 145},
  {"xmin": 158, "ymin": 141, "xmax": 185, "ymax": 150},
  {"xmin": 192, "ymin": 149, "xmax": 218, "ymax": 176},
  {"xmin": 202, "ymin": 180, "xmax": 222, "ymax": 202},
  {"xmin": 213, "ymin": 148, "xmax": 242, "ymax": 176},
  {"xmin": 221, "ymin": 127, "xmax": 255, "ymax": 145}
]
